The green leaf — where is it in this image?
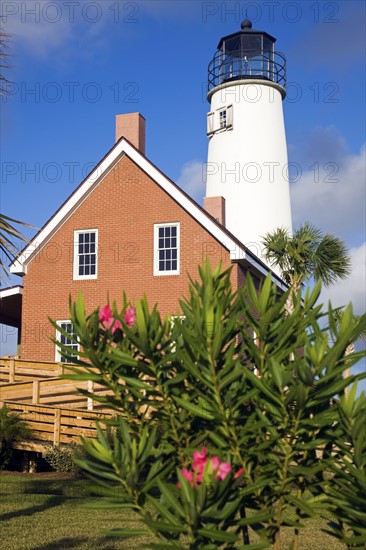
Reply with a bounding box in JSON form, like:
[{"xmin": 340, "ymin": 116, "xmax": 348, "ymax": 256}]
[
  {"xmin": 158, "ymin": 481, "xmax": 185, "ymax": 518},
  {"xmin": 197, "ymin": 527, "xmax": 238, "ymax": 542},
  {"xmin": 173, "ymin": 396, "xmax": 215, "ymax": 420}
]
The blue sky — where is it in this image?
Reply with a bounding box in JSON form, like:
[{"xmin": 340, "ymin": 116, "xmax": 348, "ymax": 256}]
[{"xmin": 1, "ymin": 1, "xmax": 365, "ymax": 375}]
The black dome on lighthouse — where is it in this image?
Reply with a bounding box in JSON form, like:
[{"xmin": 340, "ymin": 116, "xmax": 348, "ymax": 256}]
[
  {"xmin": 217, "ymin": 19, "xmax": 276, "ymax": 52},
  {"xmin": 241, "ymin": 19, "xmax": 252, "ymax": 29}
]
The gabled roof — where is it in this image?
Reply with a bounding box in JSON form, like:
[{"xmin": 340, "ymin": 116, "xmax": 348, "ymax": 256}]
[{"xmin": 10, "ymin": 137, "xmax": 285, "ymax": 288}]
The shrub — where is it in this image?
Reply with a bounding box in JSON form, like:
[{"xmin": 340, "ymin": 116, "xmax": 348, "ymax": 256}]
[
  {"xmin": 53, "ymin": 262, "xmax": 366, "ymax": 549},
  {"xmin": 45, "ymin": 442, "xmax": 86, "ymax": 475},
  {"xmin": 0, "ymin": 404, "xmax": 32, "ymax": 469}
]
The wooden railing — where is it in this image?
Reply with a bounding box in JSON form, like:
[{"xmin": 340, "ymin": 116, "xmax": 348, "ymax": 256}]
[
  {"xmin": 1, "ymin": 401, "xmax": 111, "ymax": 448},
  {"xmin": 0, "ymin": 358, "xmax": 66, "ymax": 384},
  {"xmin": 0, "ymin": 377, "xmax": 112, "ymax": 410}
]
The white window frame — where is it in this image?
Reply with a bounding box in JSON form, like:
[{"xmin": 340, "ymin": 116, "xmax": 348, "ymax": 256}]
[
  {"xmin": 219, "ymin": 108, "xmax": 227, "ymax": 129},
  {"xmin": 73, "ymin": 229, "xmax": 98, "ymax": 280},
  {"xmin": 154, "ymin": 223, "xmax": 180, "ymax": 276},
  {"xmin": 55, "ymin": 320, "xmax": 79, "ymax": 363}
]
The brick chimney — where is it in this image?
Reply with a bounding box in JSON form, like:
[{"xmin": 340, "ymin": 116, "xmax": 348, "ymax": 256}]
[
  {"xmin": 115, "ymin": 113, "xmax": 146, "ymax": 155},
  {"xmin": 204, "ymin": 196, "xmax": 226, "ymax": 226}
]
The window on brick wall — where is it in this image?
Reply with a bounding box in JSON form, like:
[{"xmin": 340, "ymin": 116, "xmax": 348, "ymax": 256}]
[
  {"xmin": 154, "ymin": 223, "xmax": 180, "ymax": 275},
  {"xmin": 73, "ymin": 229, "xmax": 98, "ymax": 280},
  {"xmin": 55, "ymin": 321, "xmax": 79, "ymax": 363}
]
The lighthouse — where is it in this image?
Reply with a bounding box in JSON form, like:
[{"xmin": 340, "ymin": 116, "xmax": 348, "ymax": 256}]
[{"xmin": 204, "ymin": 20, "xmax": 293, "ymax": 261}]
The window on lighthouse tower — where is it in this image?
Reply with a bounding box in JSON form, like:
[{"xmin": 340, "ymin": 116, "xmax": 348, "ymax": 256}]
[{"xmin": 219, "ymin": 109, "xmax": 227, "ymax": 129}]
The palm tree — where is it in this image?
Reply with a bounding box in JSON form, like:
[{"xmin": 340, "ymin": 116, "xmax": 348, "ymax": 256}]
[
  {"xmin": 262, "ymin": 222, "xmax": 351, "ymax": 313},
  {"xmin": 0, "ymin": 214, "xmax": 33, "ymax": 284}
]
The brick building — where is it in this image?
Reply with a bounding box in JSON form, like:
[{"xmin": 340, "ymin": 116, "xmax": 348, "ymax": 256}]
[
  {"xmin": 2, "ymin": 20, "xmax": 292, "ymax": 361},
  {"xmin": 1, "ymin": 113, "xmax": 284, "ymax": 361}
]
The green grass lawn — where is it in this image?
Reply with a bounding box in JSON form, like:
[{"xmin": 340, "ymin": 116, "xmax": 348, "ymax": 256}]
[{"xmin": 0, "ymin": 473, "xmax": 343, "ymax": 549}]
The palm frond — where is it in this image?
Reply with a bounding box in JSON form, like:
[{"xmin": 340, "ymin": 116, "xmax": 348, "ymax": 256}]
[
  {"xmin": 0, "ymin": 213, "xmax": 35, "ymax": 283},
  {"xmin": 262, "ymin": 221, "xmax": 351, "ymax": 296}
]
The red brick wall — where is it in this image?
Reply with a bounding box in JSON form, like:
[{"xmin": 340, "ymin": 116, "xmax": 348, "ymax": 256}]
[{"xmin": 21, "ymin": 155, "xmax": 235, "ymax": 361}]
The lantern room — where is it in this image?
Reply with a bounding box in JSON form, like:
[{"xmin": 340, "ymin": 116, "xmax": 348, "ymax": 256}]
[{"xmin": 208, "ymin": 19, "xmax": 286, "ymax": 92}]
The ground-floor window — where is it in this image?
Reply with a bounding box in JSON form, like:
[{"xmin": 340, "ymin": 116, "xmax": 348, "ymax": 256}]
[{"xmin": 55, "ymin": 321, "xmax": 79, "ymax": 363}]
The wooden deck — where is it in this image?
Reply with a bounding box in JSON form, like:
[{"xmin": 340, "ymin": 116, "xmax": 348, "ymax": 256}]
[
  {"xmin": 0, "ymin": 377, "xmax": 111, "ymax": 409},
  {"xmin": 1, "ymin": 401, "xmax": 112, "ymax": 454},
  {"xmin": 0, "ymin": 358, "xmax": 114, "ymax": 454}
]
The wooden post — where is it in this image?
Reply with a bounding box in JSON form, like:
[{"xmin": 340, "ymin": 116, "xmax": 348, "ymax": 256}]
[
  {"xmin": 54, "ymin": 409, "xmax": 61, "ymax": 446},
  {"xmin": 58, "ymin": 363, "xmax": 65, "ymax": 376},
  {"xmin": 32, "ymin": 380, "xmax": 40, "ymax": 404},
  {"xmin": 87, "ymin": 380, "xmax": 94, "ymax": 410},
  {"xmin": 9, "ymin": 359, "xmax": 15, "ymax": 383}
]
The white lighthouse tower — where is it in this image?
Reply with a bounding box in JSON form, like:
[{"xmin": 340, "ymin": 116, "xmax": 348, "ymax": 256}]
[{"xmin": 204, "ymin": 19, "xmax": 292, "ymax": 261}]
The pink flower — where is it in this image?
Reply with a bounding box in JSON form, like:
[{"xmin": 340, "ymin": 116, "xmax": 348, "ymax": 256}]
[
  {"xmin": 180, "ymin": 469, "xmax": 194, "ymax": 487},
  {"xmin": 234, "ymin": 468, "xmax": 245, "ymax": 479},
  {"xmin": 210, "ymin": 456, "xmax": 220, "ymax": 472},
  {"xmin": 99, "ymin": 305, "xmax": 112, "ymax": 323},
  {"xmin": 99, "ymin": 305, "xmax": 122, "ymax": 334},
  {"xmin": 178, "ymin": 448, "xmax": 244, "ymax": 489},
  {"xmin": 193, "ymin": 447, "xmax": 208, "ymax": 473},
  {"xmin": 124, "ymin": 307, "xmax": 136, "ymax": 327},
  {"xmin": 216, "ymin": 462, "xmax": 232, "ymax": 480},
  {"xmin": 111, "ymin": 319, "xmax": 122, "ymax": 334}
]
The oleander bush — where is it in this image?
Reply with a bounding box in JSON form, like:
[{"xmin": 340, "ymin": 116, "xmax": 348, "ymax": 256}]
[{"xmin": 53, "ymin": 263, "xmax": 366, "ymax": 549}]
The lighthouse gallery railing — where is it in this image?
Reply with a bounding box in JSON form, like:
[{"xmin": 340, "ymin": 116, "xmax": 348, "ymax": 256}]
[{"xmin": 208, "ymin": 50, "xmax": 286, "ymax": 91}]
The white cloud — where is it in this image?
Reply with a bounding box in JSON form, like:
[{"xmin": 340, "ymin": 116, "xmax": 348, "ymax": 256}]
[
  {"xmin": 2, "ymin": 0, "xmax": 111, "ymax": 59},
  {"xmin": 177, "ymin": 160, "xmax": 205, "ymax": 204},
  {"xmin": 320, "ymin": 242, "xmax": 366, "ymax": 315},
  {"xmin": 290, "ymin": 141, "xmax": 366, "ymax": 242}
]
